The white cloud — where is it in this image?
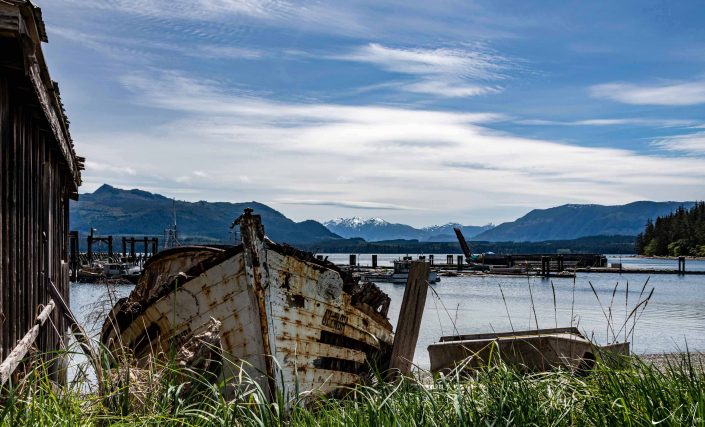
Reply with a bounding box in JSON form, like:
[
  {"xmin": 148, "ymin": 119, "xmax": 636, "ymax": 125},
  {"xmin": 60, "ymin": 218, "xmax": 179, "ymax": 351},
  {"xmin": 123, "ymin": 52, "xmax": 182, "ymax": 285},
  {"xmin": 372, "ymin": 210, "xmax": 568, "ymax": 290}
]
[
  {"xmin": 341, "ymin": 43, "xmax": 505, "ymax": 80},
  {"xmin": 405, "ymin": 81, "xmax": 500, "ymax": 98},
  {"xmin": 337, "ymin": 43, "xmax": 506, "ymax": 98},
  {"xmin": 58, "ymin": 0, "xmax": 286, "ymax": 21},
  {"xmin": 85, "ymin": 161, "xmax": 136, "ymax": 175},
  {"xmin": 276, "ymin": 199, "xmax": 417, "ymax": 210},
  {"xmin": 590, "ymin": 79, "xmax": 705, "ymax": 106},
  {"xmin": 517, "ymin": 118, "xmax": 694, "ymax": 127},
  {"xmin": 48, "ymin": 25, "xmax": 264, "ymax": 62},
  {"xmin": 653, "ymin": 132, "xmax": 705, "ymax": 155},
  {"xmin": 73, "ymin": 71, "xmax": 705, "ymax": 224}
]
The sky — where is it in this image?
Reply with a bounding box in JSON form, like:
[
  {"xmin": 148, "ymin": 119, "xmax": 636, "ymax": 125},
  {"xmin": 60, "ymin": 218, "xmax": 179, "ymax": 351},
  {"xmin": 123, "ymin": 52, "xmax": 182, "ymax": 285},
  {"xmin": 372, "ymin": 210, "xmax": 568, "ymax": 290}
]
[{"xmin": 37, "ymin": 0, "xmax": 705, "ymax": 227}]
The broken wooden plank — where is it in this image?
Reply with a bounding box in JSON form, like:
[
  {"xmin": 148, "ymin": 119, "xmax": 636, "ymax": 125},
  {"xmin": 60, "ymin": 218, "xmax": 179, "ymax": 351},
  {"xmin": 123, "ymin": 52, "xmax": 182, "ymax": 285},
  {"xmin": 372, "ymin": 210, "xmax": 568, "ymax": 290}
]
[
  {"xmin": 0, "ymin": 299, "xmax": 55, "ymax": 386},
  {"xmin": 389, "ymin": 261, "xmax": 429, "ymax": 376}
]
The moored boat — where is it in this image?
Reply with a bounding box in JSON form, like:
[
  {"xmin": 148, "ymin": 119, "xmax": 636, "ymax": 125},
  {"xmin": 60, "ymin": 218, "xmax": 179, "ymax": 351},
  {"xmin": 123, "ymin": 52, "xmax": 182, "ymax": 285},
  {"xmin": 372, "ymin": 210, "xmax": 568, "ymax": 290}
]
[
  {"xmin": 101, "ymin": 209, "xmax": 395, "ymax": 401},
  {"xmin": 428, "ymin": 327, "xmax": 629, "ymax": 374},
  {"xmin": 361, "ymin": 257, "xmax": 439, "ymax": 284}
]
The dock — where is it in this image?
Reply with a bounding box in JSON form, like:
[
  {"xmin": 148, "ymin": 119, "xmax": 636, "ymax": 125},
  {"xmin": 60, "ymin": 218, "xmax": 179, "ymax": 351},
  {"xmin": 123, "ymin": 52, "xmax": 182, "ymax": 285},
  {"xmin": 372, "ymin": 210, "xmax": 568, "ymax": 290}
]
[{"xmin": 334, "ymin": 253, "xmax": 702, "ymax": 280}]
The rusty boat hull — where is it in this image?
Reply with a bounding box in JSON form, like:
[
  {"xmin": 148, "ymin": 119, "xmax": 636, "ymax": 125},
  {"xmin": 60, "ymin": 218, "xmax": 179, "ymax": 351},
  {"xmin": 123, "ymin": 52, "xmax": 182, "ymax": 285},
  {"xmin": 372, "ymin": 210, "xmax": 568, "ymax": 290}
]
[
  {"xmin": 101, "ymin": 211, "xmax": 394, "ymax": 400},
  {"xmin": 428, "ymin": 327, "xmax": 629, "ymax": 374}
]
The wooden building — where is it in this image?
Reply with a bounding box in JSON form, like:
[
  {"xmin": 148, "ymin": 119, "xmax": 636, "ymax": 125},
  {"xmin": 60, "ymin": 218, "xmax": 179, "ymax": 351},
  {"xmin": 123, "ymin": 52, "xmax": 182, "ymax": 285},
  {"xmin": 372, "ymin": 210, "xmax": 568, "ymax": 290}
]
[{"xmin": 0, "ymin": 0, "xmax": 83, "ymax": 379}]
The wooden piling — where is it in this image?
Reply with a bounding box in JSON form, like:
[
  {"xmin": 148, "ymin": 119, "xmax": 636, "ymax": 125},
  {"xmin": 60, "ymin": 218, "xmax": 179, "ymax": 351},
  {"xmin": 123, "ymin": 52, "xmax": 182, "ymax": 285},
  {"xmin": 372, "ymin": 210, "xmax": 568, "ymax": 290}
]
[
  {"xmin": 371, "ymin": 254, "xmax": 378, "ymax": 268},
  {"xmin": 122, "ymin": 237, "xmax": 127, "ymax": 258},
  {"xmin": 447, "ymin": 254, "xmax": 453, "ymax": 265},
  {"xmin": 349, "ymin": 254, "xmax": 357, "ymax": 266},
  {"xmin": 86, "ymin": 234, "xmax": 93, "ymax": 260},
  {"xmin": 389, "ymin": 261, "xmax": 429, "ymax": 376},
  {"xmin": 457, "ymin": 255, "xmax": 463, "ymax": 271}
]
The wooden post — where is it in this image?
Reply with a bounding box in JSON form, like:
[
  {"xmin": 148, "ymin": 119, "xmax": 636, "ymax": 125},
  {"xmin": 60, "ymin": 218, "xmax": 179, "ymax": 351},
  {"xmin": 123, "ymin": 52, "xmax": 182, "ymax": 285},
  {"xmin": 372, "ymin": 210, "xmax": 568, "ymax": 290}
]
[
  {"xmin": 86, "ymin": 234, "xmax": 93, "ymax": 261},
  {"xmin": 541, "ymin": 256, "xmax": 550, "ymax": 276},
  {"xmin": 389, "ymin": 261, "xmax": 429, "ymax": 376},
  {"xmin": 122, "ymin": 237, "xmax": 127, "ymax": 258},
  {"xmin": 69, "ymin": 231, "xmax": 78, "ymax": 281},
  {"xmin": 349, "ymin": 254, "xmax": 356, "ymax": 266},
  {"xmin": 371, "ymin": 254, "xmax": 378, "ymax": 268},
  {"xmin": 429, "ymin": 254, "xmax": 434, "ymax": 266},
  {"xmin": 107, "ymin": 236, "xmax": 113, "ymax": 258},
  {"xmin": 457, "ymin": 255, "xmax": 463, "ymax": 271},
  {"xmin": 447, "ymin": 255, "xmax": 453, "ymax": 265},
  {"xmin": 143, "ymin": 236, "xmax": 148, "ymax": 257},
  {"xmin": 130, "ymin": 237, "xmax": 135, "ymax": 260},
  {"xmin": 558, "ymin": 255, "xmax": 564, "ymax": 272}
]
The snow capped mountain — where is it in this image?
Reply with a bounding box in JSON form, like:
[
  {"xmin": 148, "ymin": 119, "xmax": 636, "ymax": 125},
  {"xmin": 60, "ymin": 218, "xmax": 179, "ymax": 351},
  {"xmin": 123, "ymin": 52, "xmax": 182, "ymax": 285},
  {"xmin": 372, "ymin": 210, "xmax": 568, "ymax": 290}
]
[
  {"xmin": 323, "ymin": 218, "xmax": 494, "ymax": 242},
  {"xmin": 325, "ymin": 217, "xmax": 389, "ymax": 228}
]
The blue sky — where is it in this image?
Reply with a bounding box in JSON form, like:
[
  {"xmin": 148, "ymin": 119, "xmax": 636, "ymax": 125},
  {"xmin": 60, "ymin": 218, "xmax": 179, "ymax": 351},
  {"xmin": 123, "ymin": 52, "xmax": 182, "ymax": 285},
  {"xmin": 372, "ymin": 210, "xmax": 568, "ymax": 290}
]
[{"xmin": 38, "ymin": 0, "xmax": 705, "ymax": 226}]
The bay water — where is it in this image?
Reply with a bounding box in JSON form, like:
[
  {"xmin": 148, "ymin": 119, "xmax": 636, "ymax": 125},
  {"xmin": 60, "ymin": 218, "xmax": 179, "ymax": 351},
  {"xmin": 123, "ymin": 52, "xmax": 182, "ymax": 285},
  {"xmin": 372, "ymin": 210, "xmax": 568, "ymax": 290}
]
[{"xmin": 71, "ymin": 256, "xmax": 705, "ymax": 369}]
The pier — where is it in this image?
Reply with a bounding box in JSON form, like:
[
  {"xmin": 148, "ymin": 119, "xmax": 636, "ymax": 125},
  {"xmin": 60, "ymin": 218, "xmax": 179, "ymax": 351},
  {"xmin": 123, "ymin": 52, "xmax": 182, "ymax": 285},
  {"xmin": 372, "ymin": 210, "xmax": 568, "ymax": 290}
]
[
  {"xmin": 335, "ymin": 253, "xmax": 704, "ymax": 278},
  {"xmin": 69, "ymin": 231, "xmax": 159, "ymax": 282}
]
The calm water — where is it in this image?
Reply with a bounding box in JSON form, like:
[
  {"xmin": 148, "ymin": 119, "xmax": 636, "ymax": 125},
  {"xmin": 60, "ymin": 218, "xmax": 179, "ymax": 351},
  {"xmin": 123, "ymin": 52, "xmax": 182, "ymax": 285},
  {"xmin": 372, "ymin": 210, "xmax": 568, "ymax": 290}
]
[{"xmin": 71, "ymin": 257, "xmax": 705, "ymax": 369}]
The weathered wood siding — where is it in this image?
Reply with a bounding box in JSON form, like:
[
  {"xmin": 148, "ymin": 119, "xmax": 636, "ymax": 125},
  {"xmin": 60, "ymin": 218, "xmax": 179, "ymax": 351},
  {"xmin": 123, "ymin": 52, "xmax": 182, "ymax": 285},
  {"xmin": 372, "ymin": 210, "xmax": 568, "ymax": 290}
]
[{"xmin": 0, "ymin": 0, "xmax": 81, "ymax": 377}]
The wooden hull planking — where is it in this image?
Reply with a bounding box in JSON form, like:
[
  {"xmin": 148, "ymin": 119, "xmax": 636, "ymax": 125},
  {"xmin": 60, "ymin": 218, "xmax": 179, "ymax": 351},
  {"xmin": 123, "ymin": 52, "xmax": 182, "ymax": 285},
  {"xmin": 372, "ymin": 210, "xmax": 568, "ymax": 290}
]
[{"xmin": 102, "ymin": 210, "xmax": 394, "ymax": 401}]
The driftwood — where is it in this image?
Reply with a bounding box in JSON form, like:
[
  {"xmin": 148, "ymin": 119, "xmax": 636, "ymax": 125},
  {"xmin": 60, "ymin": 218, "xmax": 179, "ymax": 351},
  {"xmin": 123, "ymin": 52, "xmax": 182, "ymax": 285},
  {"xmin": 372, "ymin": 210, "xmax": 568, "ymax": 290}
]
[
  {"xmin": 389, "ymin": 261, "xmax": 430, "ymax": 376},
  {"xmin": 0, "ymin": 300, "xmax": 56, "ymax": 386}
]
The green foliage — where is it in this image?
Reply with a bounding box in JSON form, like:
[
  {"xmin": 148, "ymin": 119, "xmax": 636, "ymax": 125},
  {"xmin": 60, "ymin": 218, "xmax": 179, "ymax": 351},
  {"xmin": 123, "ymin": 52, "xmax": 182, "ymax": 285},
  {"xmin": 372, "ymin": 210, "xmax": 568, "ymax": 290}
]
[
  {"xmin": 2, "ymin": 349, "xmax": 704, "ymax": 426},
  {"xmin": 636, "ymin": 202, "xmax": 705, "ymax": 257}
]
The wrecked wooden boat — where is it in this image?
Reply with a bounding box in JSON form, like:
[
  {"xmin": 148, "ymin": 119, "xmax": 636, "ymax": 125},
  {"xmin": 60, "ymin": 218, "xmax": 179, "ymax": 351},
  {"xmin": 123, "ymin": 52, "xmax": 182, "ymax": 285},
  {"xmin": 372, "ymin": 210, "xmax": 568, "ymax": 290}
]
[
  {"xmin": 428, "ymin": 327, "xmax": 629, "ymax": 374},
  {"xmin": 101, "ymin": 209, "xmax": 395, "ymax": 400}
]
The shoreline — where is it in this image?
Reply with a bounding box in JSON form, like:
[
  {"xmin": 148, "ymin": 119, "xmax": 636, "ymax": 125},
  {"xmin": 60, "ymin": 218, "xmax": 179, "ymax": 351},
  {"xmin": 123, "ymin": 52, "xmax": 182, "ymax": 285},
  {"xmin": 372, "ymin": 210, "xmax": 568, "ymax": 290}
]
[{"xmin": 624, "ymin": 255, "xmax": 705, "ymax": 261}]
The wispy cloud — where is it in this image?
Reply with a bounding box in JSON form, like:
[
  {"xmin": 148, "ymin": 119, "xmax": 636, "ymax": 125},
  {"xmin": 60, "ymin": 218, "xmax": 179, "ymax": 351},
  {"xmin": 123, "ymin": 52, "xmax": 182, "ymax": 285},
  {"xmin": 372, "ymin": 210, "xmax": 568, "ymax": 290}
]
[
  {"xmin": 337, "ymin": 43, "xmax": 507, "ymax": 98},
  {"xmin": 74, "ymin": 70, "xmax": 705, "ymax": 222},
  {"xmin": 517, "ymin": 118, "xmax": 695, "ymax": 127},
  {"xmin": 276, "ymin": 199, "xmax": 417, "ymax": 210},
  {"xmin": 590, "ymin": 79, "xmax": 705, "ymax": 106},
  {"xmin": 653, "ymin": 131, "xmax": 705, "ymax": 155},
  {"xmin": 58, "ymin": 0, "xmax": 287, "ymax": 21},
  {"xmin": 49, "ymin": 25, "xmax": 264, "ymax": 62}
]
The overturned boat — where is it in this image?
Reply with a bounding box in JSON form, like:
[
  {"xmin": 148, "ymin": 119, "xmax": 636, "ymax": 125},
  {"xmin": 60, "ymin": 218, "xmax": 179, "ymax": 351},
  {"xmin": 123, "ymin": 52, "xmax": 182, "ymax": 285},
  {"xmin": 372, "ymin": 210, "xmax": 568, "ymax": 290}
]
[
  {"xmin": 101, "ymin": 209, "xmax": 395, "ymax": 400},
  {"xmin": 428, "ymin": 327, "xmax": 629, "ymax": 374}
]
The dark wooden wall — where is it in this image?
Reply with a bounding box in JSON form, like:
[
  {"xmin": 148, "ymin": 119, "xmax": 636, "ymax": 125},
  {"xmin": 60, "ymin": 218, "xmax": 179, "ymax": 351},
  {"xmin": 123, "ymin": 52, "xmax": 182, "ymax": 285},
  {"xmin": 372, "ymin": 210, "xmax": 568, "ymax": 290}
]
[{"xmin": 0, "ymin": 70, "xmax": 72, "ymax": 375}]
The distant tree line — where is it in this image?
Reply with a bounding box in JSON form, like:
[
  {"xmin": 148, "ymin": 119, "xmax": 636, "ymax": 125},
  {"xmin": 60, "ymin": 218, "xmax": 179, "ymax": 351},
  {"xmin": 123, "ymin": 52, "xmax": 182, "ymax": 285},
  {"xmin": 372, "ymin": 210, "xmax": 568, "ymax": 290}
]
[{"xmin": 635, "ymin": 202, "xmax": 705, "ymax": 256}]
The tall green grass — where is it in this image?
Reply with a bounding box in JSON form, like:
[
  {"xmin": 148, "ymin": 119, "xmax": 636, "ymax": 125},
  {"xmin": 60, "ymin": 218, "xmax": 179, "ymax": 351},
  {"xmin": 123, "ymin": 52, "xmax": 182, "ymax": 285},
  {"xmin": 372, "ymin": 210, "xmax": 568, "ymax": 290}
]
[{"xmin": 1, "ymin": 348, "xmax": 703, "ymax": 426}]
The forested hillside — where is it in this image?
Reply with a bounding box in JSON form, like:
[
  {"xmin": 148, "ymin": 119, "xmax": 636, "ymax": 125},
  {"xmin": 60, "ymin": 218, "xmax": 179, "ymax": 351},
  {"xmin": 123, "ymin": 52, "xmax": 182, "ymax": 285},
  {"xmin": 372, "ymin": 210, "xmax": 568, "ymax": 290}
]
[{"xmin": 636, "ymin": 202, "xmax": 705, "ymax": 256}]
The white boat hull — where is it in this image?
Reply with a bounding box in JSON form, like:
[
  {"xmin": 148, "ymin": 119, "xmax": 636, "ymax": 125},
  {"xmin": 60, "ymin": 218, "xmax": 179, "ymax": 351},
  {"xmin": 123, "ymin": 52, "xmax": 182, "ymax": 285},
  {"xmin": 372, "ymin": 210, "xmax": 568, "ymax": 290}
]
[{"xmin": 102, "ymin": 211, "xmax": 394, "ymax": 401}]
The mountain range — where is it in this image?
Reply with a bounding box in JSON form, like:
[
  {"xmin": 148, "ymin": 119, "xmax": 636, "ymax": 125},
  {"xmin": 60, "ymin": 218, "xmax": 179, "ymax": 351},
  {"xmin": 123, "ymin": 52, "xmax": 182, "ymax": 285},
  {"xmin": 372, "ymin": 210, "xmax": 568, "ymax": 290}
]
[
  {"xmin": 473, "ymin": 201, "xmax": 695, "ymax": 242},
  {"xmin": 323, "ymin": 217, "xmax": 493, "ymax": 242},
  {"xmin": 70, "ymin": 184, "xmax": 339, "ymax": 244},
  {"xmin": 70, "ymin": 184, "xmax": 694, "ymax": 247}
]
